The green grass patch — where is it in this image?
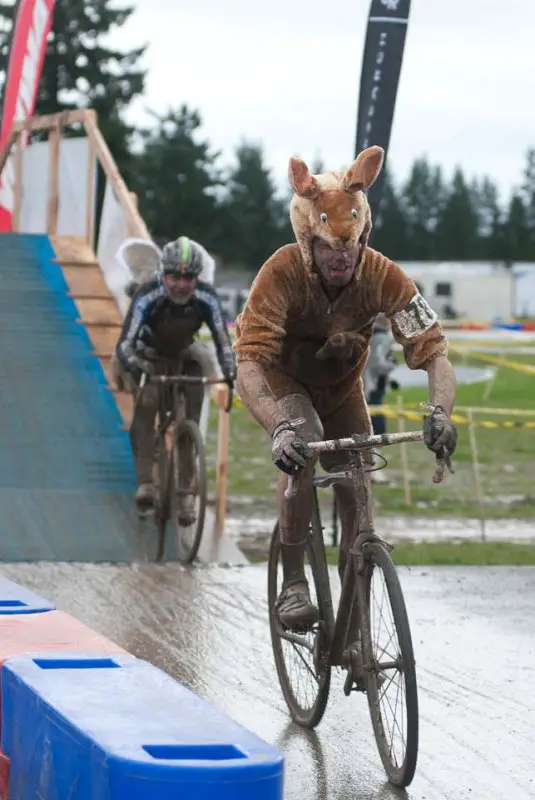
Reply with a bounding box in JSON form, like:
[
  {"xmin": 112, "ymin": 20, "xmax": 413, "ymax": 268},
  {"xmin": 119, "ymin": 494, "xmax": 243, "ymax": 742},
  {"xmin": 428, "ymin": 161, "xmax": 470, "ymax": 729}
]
[
  {"xmin": 244, "ymin": 541, "xmax": 535, "ymax": 566},
  {"xmin": 204, "ymin": 348, "xmax": 535, "ymax": 520},
  {"xmin": 324, "ymin": 541, "xmax": 535, "ymax": 566}
]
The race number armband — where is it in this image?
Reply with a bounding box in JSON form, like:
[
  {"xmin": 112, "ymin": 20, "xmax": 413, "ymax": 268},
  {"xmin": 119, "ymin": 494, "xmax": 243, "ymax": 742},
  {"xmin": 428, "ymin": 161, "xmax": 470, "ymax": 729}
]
[{"xmin": 391, "ymin": 293, "xmax": 438, "ymax": 339}]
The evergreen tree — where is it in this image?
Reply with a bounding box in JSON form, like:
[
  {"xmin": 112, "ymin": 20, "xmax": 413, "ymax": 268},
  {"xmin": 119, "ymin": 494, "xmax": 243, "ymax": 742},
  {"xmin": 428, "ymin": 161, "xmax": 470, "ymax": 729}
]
[
  {"xmin": 220, "ymin": 140, "xmax": 283, "ymax": 270},
  {"xmin": 435, "ymin": 168, "xmax": 480, "ymax": 259},
  {"xmin": 372, "ymin": 167, "xmax": 410, "ymax": 258},
  {"xmin": 403, "ymin": 157, "xmax": 445, "ymax": 260},
  {"xmin": 0, "ymin": 0, "xmax": 147, "ymax": 182},
  {"xmin": 471, "ymin": 176, "xmax": 503, "ymax": 260},
  {"xmin": 521, "ymin": 148, "xmax": 535, "ymax": 259},
  {"xmin": 504, "ymin": 194, "xmax": 530, "ymax": 263},
  {"xmin": 131, "ymin": 106, "xmax": 222, "ymax": 247}
]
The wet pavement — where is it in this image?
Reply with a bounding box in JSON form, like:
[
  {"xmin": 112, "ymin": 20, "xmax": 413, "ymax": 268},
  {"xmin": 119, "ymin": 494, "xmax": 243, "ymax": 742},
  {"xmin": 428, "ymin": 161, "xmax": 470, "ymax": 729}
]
[
  {"xmin": 224, "ymin": 511, "xmax": 535, "ymax": 560},
  {"xmin": 2, "ymin": 561, "xmax": 534, "ymax": 799}
]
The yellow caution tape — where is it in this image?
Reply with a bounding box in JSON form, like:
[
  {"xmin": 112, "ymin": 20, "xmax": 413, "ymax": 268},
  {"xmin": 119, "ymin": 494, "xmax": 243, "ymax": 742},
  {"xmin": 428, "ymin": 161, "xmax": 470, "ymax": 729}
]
[
  {"xmin": 227, "ymin": 396, "xmax": 535, "ymax": 429},
  {"xmin": 449, "ymin": 346, "xmax": 535, "ymax": 375},
  {"xmin": 367, "ymin": 405, "xmax": 535, "ymax": 429}
]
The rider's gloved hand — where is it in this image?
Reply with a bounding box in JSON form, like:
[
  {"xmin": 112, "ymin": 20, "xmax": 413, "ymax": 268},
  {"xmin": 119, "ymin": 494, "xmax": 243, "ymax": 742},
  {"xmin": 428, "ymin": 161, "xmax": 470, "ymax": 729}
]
[
  {"xmin": 135, "ymin": 340, "xmax": 158, "ymax": 361},
  {"xmin": 271, "ymin": 421, "xmax": 312, "ymax": 475},
  {"xmin": 134, "ymin": 340, "xmax": 159, "ymax": 377},
  {"xmin": 423, "ymin": 405, "xmax": 457, "ymax": 457}
]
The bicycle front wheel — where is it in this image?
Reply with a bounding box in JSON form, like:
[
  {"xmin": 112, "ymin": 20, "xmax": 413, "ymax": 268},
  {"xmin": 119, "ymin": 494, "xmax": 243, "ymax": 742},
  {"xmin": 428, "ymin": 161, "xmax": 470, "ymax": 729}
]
[
  {"xmin": 151, "ymin": 432, "xmax": 169, "ymax": 562},
  {"xmin": 170, "ymin": 419, "xmax": 207, "ymax": 564},
  {"xmin": 267, "ymin": 521, "xmax": 331, "ymax": 728},
  {"xmin": 359, "ymin": 542, "xmax": 419, "ymax": 788}
]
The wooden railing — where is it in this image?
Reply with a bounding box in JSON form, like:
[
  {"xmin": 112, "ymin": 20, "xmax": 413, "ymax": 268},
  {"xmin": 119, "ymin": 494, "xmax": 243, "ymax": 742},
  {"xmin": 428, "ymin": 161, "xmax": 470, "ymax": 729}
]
[{"xmin": 0, "ymin": 108, "xmax": 150, "ymax": 242}]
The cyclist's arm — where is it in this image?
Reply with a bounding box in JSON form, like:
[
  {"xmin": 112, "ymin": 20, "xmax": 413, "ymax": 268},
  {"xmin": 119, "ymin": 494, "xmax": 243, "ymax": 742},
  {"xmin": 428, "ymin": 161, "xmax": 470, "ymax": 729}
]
[
  {"xmin": 374, "ymin": 254, "xmax": 457, "ymax": 415},
  {"xmin": 116, "ymin": 283, "xmax": 163, "ymax": 380},
  {"xmin": 423, "ymin": 354, "xmax": 456, "ymax": 416},
  {"xmin": 197, "ymin": 285, "xmax": 236, "ymax": 380},
  {"xmin": 233, "ymin": 250, "xmax": 295, "ymax": 436}
]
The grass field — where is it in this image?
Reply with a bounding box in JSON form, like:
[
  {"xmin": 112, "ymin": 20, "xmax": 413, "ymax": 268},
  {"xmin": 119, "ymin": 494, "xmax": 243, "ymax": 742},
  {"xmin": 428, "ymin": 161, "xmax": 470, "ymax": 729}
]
[
  {"xmin": 245, "ymin": 541, "xmax": 535, "ymax": 566},
  {"xmin": 204, "ymin": 348, "xmax": 535, "ymax": 522}
]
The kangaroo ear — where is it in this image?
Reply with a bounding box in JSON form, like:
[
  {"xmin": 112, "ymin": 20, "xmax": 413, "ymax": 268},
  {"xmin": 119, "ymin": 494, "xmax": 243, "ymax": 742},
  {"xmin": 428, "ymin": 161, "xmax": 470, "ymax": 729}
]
[
  {"xmin": 288, "ymin": 157, "xmax": 319, "ymax": 200},
  {"xmin": 342, "ymin": 145, "xmax": 384, "ymax": 192}
]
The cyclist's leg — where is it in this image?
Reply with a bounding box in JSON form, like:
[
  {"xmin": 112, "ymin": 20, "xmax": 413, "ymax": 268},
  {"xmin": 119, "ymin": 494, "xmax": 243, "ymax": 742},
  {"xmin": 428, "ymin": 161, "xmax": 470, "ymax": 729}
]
[
  {"xmin": 273, "ymin": 388, "xmax": 324, "ymax": 630},
  {"xmin": 176, "ymin": 346, "xmax": 206, "ymax": 525},
  {"xmin": 320, "ymin": 381, "xmax": 373, "ymax": 581},
  {"xmin": 123, "ymin": 368, "xmax": 159, "ymax": 508}
]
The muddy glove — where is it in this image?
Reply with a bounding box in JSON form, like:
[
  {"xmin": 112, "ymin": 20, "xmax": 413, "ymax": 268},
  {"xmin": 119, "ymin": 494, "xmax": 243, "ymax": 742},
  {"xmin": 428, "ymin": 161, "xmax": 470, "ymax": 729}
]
[
  {"xmin": 271, "ymin": 421, "xmax": 312, "ymax": 475},
  {"xmin": 423, "ymin": 405, "xmax": 457, "ymax": 457}
]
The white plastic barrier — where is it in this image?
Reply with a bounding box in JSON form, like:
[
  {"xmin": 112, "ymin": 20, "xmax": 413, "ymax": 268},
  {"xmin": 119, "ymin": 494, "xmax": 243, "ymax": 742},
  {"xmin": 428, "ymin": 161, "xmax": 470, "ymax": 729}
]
[
  {"xmin": 96, "ymin": 182, "xmax": 135, "ymax": 318},
  {"xmin": 19, "ymin": 137, "xmax": 95, "ymax": 238}
]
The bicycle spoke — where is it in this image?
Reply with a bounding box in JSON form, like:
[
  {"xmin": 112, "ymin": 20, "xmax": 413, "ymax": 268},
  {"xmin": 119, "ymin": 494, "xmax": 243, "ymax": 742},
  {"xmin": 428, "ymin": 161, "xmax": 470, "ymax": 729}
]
[
  {"xmin": 278, "ymin": 629, "xmax": 316, "ymax": 653},
  {"xmin": 268, "ymin": 522, "xmax": 331, "ymax": 727}
]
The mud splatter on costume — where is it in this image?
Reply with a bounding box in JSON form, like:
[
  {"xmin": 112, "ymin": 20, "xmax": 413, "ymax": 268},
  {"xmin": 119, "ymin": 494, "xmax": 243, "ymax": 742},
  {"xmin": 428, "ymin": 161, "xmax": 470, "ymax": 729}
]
[{"xmin": 233, "ymin": 145, "xmax": 456, "ymax": 630}]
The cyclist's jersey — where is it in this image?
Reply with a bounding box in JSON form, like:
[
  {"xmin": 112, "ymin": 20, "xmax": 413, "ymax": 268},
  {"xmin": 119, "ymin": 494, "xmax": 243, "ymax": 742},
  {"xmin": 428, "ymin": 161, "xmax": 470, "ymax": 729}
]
[
  {"xmin": 233, "ymin": 243, "xmax": 447, "ymax": 415},
  {"xmin": 116, "ymin": 278, "xmax": 235, "ymax": 379}
]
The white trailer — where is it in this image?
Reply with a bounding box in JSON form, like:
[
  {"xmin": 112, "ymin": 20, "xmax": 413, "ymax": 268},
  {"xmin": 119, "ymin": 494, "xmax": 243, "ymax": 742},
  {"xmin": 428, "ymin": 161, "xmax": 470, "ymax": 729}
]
[{"xmin": 398, "ymin": 261, "xmax": 514, "ymax": 322}]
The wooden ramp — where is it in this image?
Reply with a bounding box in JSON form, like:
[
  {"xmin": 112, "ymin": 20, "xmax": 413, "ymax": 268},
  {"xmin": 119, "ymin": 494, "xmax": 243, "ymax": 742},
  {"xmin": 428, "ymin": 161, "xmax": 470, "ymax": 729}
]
[{"xmin": 51, "ymin": 235, "xmax": 133, "ymax": 426}]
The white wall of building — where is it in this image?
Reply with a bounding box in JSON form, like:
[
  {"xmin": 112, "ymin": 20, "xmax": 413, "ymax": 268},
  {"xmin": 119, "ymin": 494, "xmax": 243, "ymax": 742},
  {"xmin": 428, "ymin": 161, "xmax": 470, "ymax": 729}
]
[{"xmin": 399, "ymin": 262, "xmax": 514, "ymax": 321}]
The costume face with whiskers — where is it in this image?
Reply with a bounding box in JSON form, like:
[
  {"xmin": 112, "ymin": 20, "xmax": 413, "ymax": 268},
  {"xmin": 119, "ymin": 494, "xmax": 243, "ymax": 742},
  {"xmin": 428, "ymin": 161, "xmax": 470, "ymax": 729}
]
[
  {"xmin": 311, "ymin": 236, "xmax": 361, "ymax": 286},
  {"xmin": 288, "ymin": 145, "xmax": 384, "ymax": 287}
]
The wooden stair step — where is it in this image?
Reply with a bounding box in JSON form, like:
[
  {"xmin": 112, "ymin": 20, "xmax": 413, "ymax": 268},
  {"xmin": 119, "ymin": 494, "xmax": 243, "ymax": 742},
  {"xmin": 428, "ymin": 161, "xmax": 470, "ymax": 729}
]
[
  {"xmin": 62, "ymin": 267, "xmax": 114, "ymax": 297},
  {"xmin": 76, "ymin": 320, "xmax": 122, "ymax": 329},
  {"xmin": 67, "ymin": 292, "xmax": 116, "ymax": 301},
  {"xmin": 52, "ymin": 259, "xmax": 100, "ymax": 267},
  {"xmin": 85, "ymin": 327, "xmax": 121, "ymax": 353}
]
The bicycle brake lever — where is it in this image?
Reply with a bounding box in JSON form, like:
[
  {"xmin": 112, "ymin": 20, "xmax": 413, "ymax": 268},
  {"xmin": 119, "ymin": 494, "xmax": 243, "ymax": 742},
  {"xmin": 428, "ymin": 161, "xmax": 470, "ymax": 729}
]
[
  {"xmin": 432, "ymin": 451, "xmax": 455, "ymax": 484},
  {"xmin": 284, "ymin": 471, "xmax": 300, "ymax": 500}
]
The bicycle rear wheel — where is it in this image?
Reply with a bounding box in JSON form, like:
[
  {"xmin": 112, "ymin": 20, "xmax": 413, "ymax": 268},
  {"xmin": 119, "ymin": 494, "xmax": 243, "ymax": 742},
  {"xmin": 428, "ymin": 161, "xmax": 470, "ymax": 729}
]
[
  {"xmin": 267, "ymin": 519, "xmax": 331, "ymax": 728},
  {"xmin": 170, "ymin": 419, "xmax": 207, "ymax": 564},
  {"xmin": 359, "ymin": 541, "xmax": 419, "ymax": 788}
]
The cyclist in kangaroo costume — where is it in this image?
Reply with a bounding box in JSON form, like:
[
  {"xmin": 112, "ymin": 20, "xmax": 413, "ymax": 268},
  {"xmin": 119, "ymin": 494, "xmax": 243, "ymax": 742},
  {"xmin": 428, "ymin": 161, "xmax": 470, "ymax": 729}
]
[
  {"xmin": 233, "ymin": 146, "xmax": 458, "ymax": 632},
  {"xmin": 115, "ymin": 236, "xmax": 236, "ymax": 515}
]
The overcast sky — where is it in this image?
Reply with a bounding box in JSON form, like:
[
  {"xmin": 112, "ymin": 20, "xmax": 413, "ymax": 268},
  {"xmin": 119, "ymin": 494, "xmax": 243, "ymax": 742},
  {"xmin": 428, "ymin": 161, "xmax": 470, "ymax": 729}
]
[{"xmin": 110, "ymin": 0, "xmax": 535, "ymax": 202}]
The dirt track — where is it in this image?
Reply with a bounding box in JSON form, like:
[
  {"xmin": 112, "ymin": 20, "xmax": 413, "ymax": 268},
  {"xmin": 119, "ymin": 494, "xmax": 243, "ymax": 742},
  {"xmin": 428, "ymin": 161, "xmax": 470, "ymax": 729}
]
[{"xmin": 3, "ymin": 561, "xmax": 534, "ymax": 799}]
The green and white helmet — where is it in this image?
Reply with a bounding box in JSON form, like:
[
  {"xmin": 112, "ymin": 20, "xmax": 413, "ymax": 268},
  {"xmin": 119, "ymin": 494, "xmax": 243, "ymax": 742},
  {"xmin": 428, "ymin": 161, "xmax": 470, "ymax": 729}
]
[{"xmin": 161, "ymin": 236, "xmax": 203, "ymax": 277}]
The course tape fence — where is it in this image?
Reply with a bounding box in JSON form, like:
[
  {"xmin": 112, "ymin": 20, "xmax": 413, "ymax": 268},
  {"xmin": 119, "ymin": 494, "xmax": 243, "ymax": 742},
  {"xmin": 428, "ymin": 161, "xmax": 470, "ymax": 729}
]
[
  {"xmin": 198, "ymin": 324, "xmax": 535, "ymax": 430},
  {"xmin": 448, "ymin": 346, "xmax": 535, "ymax": 376},
  {"xmin": 230, "ymin": 393, "xmax": 535, "ymax": 430}
]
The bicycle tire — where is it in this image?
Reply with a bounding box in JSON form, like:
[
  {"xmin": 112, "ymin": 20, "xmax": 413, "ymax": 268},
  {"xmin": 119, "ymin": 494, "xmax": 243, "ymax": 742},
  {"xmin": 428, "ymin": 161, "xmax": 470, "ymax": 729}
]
[
  {"xmin": 360, "ymin": 541, "xmax": 419, "ymax": 788},
  {"xmin": 170, "ymin": 419, "xmax": 207, "ymax": 564},
  {"xmin": 267, "ymin": 521, "xmax": 331, "ymax": 728}
]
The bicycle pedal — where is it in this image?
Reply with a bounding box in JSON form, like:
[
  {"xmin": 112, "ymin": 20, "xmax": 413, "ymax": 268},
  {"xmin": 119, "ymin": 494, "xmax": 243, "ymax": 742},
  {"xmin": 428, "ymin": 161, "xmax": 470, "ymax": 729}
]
[{"xmin": 343, "ymin": 670, "xmax": 366, "ymax": 696}]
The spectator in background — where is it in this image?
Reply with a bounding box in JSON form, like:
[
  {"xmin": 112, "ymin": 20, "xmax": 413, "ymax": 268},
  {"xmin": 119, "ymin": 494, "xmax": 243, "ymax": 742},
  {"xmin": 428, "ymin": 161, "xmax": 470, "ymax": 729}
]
[{"xmin": 363, "ymin": 313, "xmax": 400, "ymax": 483}]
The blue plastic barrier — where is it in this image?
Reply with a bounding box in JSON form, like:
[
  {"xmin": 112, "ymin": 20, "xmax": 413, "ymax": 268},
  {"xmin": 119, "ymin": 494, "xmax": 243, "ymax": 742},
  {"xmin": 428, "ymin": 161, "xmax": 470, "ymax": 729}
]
[
  {"xmin": 0, "ymin": 575, "xmax": 55, "ymax": 614},
  {"xmin": 1, "ymin": 652, "xmax": 284, "ymax": 799}
]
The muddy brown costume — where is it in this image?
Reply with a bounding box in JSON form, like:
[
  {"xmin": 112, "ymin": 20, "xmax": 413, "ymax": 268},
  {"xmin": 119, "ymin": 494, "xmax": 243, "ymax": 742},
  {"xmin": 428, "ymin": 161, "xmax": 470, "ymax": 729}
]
[{"xmin": 233, "ymin": 176, "xmax": 447, "ymax": 573}]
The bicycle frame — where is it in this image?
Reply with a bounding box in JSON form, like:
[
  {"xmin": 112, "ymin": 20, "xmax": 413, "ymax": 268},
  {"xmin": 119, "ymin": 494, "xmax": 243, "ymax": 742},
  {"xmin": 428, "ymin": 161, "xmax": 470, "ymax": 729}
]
[
  {"xmin": 284, "ymin": 429, "xmax": 449, "ymax": 668},
  {"xmin": 138, "ymin": 371, "xmax": 226, "ymax": 434}
]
